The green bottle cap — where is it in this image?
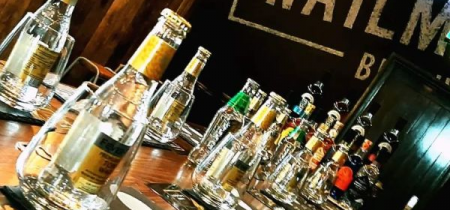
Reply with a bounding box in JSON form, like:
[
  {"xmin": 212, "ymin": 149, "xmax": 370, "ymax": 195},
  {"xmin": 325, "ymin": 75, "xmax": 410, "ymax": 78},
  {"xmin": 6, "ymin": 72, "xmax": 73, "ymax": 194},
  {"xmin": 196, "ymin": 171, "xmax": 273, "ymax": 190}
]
[
  {"xmin": 227, "ymin": 91, "xmax": 250, "ymax": 115},
  {"xmin": 289, "ymin": 126, "xmax": 306, "ymax": 143}
]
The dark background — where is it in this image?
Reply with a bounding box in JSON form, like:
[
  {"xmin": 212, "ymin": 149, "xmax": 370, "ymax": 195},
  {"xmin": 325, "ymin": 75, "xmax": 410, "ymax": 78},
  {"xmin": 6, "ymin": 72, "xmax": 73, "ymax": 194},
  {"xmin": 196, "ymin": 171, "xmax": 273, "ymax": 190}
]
[{"xmin": 162, "ymin": 0, "xmax": 450, "ymax": 126}]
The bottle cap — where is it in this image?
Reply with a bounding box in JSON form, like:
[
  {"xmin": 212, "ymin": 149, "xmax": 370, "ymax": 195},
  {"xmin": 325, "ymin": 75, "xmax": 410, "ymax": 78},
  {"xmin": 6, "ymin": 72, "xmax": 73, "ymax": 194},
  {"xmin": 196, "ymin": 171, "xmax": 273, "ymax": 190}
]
[
  {"xmin": 292, "ymin": 105, "xmax": 302, "ymax": 115},
  {"xmin": 269, "ymin": 92, "xmax": 287, "ymax": 105},
  {"xmin": 301, "ymin": 93, "xmax": 315, "ymax": 104},
  {"xmin": 328, "ymin": 110, "xmax": 341, "ymax": 122},
  {"xmin": 161, "ymin": 8, "xmax": 192, "ymax": 32},
  {"xmin": 352, "ymin": 125, "xmax": 366, "ymax": 136},
  {"xmin": 228, "ymin": 91, "xmax": 250, "ymax": 115},
  {"xmin": 406, "ymin": 196, "xmax": 419, "ymax": 208}
]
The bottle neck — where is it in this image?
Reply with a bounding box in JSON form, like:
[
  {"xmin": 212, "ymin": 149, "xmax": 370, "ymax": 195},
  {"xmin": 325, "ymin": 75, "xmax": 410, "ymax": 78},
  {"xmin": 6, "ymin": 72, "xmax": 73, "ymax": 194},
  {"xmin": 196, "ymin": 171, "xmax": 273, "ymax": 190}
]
[
  {"xmin": 174, "ymin": 71, "xmax": 198, "ymax": 93},
  {"xmin": 35, "ymin": 0, "xmax": 76, "ymax": 32}
]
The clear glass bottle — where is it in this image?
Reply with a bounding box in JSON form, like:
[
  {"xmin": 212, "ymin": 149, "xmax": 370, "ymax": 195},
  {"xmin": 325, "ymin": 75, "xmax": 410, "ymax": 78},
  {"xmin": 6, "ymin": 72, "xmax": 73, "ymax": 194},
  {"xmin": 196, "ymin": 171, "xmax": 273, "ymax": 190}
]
[
  {"xmin": 247, "ymin": 89, "xmax": 267, "ymax": 119},
  {"xmin": 188, "ymin": 79, "xmax": 260, "ymax": 165},
  {"xmin": 192, "ymin": 92, "xmax": 285, "ymax": 209},
  {"xmin": 301, "ymin": 148, "xmax": 348, "ymax": 205},
  {"xmin": 0, "ymin": 0, "xmax": 77, "ymax": 111},
  {"xmin": 266, "ymin": 132, "xmax": 324, "ymax": 203},
  {"xmin": 16, "ymin": 8, "xmax": 190, "ymax": 210},
  {"xmin": 147, "ymin": 47, "xmax": 211, "ymax": 143}
]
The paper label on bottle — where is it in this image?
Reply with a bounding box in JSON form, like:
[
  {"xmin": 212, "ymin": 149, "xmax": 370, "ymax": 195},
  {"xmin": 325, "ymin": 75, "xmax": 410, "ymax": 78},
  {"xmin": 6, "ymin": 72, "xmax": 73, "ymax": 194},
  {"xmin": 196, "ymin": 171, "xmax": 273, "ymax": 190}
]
[
  {"xmin": 305, "ymin": 136, "xmax": 323, "ymax": 152},
  {"xmin": 334, "ymin": 166, "xmax": 353, "ymax": 191},
  {"xmin": 207, "ymin": 147, "xmax": 232, "ymax": 179},
  {"xmin": 21, "ymin": 42, "xmax": 59, "ymax": 83},
  {"xmin": 151, "ymin": 93, "xmax": 185, "ymax": 123},
  {"xmin": 309, "ymin": 147, "xmax": 325, "ymax": 170},
  {"xmin": 251, "ymin": 106, "xmax": 277, "ymax": 130},
  {"xmin": 73, "ymin": 133, "xmax": 130, "ymax": 194},
  {"xmin": 129, "ymin": 35, "xmax": 176, "ymax": 81},
  {"xmin": 222, "ymin": 160, "xmax": 250, "ymax": 192},
  {"xmin": 185, "ymin": 58, "xmax": 204, "ymax": 77}
]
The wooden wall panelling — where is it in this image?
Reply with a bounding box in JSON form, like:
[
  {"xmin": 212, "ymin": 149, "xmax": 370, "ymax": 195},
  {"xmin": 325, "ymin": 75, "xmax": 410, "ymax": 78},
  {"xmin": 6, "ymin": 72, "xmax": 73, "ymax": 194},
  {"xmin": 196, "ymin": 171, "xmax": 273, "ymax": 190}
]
[{"xmin": 68, "ymin": 0, "xmax": 116, "ymax": 61}]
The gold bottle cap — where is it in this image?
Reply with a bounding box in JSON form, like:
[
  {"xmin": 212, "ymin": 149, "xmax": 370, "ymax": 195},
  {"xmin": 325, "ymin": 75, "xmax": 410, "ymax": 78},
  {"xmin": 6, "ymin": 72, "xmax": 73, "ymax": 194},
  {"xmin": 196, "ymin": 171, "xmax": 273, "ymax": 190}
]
[
  {"xmin": 269, "ymin": 92, "xmax": 286, "ymax": 105},
  {"xmin": 161, "ymin": 8, "xmax": 192, "ymax": 32},
  {"xmin": 185, "ymin": 47, "xmax": 211, "ymax": 77}
]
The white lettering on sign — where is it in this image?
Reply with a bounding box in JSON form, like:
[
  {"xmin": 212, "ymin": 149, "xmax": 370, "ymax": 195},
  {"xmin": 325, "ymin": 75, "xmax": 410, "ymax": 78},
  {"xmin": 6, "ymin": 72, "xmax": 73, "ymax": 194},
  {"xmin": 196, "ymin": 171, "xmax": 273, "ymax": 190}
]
[
  {"xmin": 266, "ymin": 0, "xmax": 295, "ymax": 10},
  {"xmin": 301, "ymin": 0, "xmax": 336, "ymax": 22},
  {"xmin": 401, "ymin": 0, "xmax": 450, "ymax": 56},
  {"xmin": 365, "ymin": 0, "xmax": 395, "ymax": 40},
  {"xmin": 344, "ymin": 0, "xmax": 364, "ymax": 29},
  {"xmin": 355, "ymin": 52, "xmax": 387, "ymax": 80}
]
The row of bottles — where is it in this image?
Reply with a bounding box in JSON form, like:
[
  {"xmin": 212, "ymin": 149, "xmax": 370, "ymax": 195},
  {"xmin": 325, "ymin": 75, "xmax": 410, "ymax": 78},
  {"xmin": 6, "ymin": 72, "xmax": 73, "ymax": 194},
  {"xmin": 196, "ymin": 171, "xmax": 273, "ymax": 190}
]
[
  {"xmin": 13, "ymin": 5, "xmax": 221, "ymax": 210},
  {"xmin": 187, "ymin": 71, "xmax": 409, "ymax": 209}
]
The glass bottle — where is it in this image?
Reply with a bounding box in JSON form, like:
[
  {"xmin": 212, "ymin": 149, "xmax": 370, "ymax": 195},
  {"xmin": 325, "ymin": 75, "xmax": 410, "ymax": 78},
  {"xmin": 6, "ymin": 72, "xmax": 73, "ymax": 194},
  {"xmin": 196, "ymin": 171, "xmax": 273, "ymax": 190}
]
[
  {"xmin": 357, "ymin": 103, "xmax": 381, "ymax": 128},
  {"xmin": 329, "ymin": 137, "xmax": 369, "ymax": 200},
  {"xmin": 16, "ymin": 8, "xmax": 190, "ymax": 210},
  {"xmin": 192, "ymin": 92, "xmax": 285, "ymax": 209},
  {"xmin": 247, "ymin": 89, "xmax": 267, "ymax": 119},
  {"xmin": 309, "ymin": 110, "xmax": 341, "ymax": 171},
  {"xmin": 266, "ymin": 133, "xmax": 324, "ymax": 203},
  {"xmin": 147, "ymin": 47, "xmax": 211, "ymax": 143},
  {"xmin": 0, "ymin": 0, "xmax": 78, "ymax": 111},
  {"xmin": 301, "ymin": 147, "xmax": 348, "ymax": 205},
  {"xmin": 188, "ymin": 79, "xmax": 260, "ymax": 165},
  {"xmin": 367, "ymin": 117, "xmax": 407, "ymax": 163}
]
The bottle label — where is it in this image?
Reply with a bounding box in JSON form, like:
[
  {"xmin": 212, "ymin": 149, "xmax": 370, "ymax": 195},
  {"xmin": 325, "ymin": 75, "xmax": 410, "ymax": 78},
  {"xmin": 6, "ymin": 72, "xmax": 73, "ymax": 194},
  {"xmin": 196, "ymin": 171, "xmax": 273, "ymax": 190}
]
[
  {"xmin": 185, "ymin": 58, "xmax": 204, "ymax": 77},
  {"xmin": 73, "ymin": 133, "xmax": 130, "ymax": 194},
  {"xmin": 207, "ymin": 147, "xmax": 232, "ymax": 179},
  {"xmin": 309, "ymin": 147, "xmax": 325, "ymax": 170},
  {"xmin": 251, "ymin": 106, "xmax": 277, "ymax": 130},
  {"xmin": 222, "ymin": 160, "xmax": 250, "ymax": 192},
  {"xmin": 275, "ymin": 127, "xmax": 294, "ymax": 145},
  {"xmin": 152, "ymin": 93, "xmax": 185, "ymax": 123},
  {"xmin": 334, "ymin": 166, "xmax": 353, "ymax": 191},
  {"xmin": 305, "ymin": 136, "xmax": 323, "ymax": 152},
  {"xmin": 129, "ymin": 35, "xmax": 176, "ymax": 81},
  {"xmin": 20, "ymin": 42, "xmax": 59, "ymax": 84},
  {"xmin": 332, "ymin": 150, "xmax": 347, "ymax": 166}
]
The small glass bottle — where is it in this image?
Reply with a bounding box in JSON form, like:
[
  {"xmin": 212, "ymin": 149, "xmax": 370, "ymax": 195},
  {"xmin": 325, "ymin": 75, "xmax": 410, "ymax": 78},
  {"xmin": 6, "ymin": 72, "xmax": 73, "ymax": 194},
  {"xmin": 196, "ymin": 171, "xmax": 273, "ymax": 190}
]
[
  {"xmin": 247, "ymin": 89, "xmax": 267, "ymax": 119},
  {"xmin": 17, "ymin": 8, "xmax": 190, "ymax": 210},
  {"xmin": 192, "ymin": 92, "xmax": 285, "ymax": 209},
  {"xmin": 188, "ymin": 79, "xmax": 260, "ymax": 165},
  {"xmin": 147, "ymin": 47, "xmax": 211, "ymax": 143}
]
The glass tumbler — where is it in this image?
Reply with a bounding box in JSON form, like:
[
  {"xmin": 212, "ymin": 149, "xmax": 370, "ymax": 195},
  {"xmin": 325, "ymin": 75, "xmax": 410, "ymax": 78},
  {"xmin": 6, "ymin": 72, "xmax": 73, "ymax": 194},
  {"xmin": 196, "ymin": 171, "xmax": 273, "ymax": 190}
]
[
  {"xmin": 147, "ymin": 80, "xmax": 194, "ymax": 143},
  {"xmin": 192, "ymin": 133, "xmax": 261, "ymax": 209},
  {"xmin": 16, "ymin": 81, "xmax": 156, "ymax": 210},
  {"xmin": 0, "ymin": 12, "xmax": 75, "ymax": 112}
]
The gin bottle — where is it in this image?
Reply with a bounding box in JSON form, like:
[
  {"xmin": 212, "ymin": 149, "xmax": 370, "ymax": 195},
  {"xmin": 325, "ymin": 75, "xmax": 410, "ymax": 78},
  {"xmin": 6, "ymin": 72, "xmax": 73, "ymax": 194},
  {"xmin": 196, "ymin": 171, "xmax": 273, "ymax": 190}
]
[
  {"xmin": 147, "ymin": 47, "xmax": 211, "ymax": 143},
  {"xmin": 188, "ymin": 79, "xmax": 260, "ymax": 165},
  {"xmin": 26, "ymin": 9, "xmax": 190, "ymax": 210}
]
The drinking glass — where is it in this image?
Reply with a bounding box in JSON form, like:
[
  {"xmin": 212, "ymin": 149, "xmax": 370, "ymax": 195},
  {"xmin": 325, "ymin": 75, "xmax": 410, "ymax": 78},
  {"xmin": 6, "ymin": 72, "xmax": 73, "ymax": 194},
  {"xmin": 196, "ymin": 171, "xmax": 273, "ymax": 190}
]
[
  {"xmin": 16, "ymin": 81, "xmax": 157, "ymax": 210},
  {"xmin": 0, "ymin": 12, "xmax": 75, "ymax": 112}
]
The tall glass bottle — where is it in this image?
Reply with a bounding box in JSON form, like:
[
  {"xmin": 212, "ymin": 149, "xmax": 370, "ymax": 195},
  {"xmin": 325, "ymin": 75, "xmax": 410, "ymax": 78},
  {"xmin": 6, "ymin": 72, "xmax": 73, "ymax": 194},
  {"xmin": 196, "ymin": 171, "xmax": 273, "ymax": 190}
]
[
  {"xmin": 0, "ymin": 0, "xmax": 78, "ymax": 111},
  {"xmin": 192, "ymin": 92, "xmax": 285, "ymax": 209},
  {"xmin": 147, "ymin": 47, "xmax": 211, "ymax": 143},
  {"xmin": 17, "ymin": 8, "xmax": 191, "ymax": 210},
  {"xmin": 188, "ymin": 79, "xmax": 260, "ymax": 165}
]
